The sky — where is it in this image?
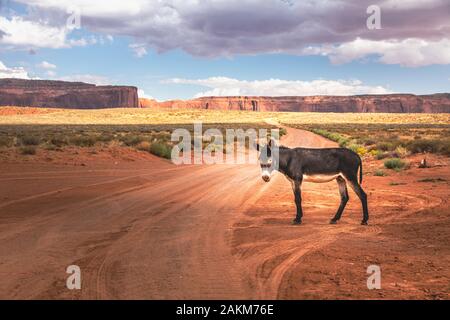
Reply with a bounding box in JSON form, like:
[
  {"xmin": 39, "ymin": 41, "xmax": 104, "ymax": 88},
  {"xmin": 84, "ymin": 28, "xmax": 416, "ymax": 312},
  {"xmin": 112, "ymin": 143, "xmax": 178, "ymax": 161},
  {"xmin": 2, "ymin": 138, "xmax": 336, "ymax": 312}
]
[{"xmin": 0, "ymin": 0, "xmax": 449, "ymax": 101}]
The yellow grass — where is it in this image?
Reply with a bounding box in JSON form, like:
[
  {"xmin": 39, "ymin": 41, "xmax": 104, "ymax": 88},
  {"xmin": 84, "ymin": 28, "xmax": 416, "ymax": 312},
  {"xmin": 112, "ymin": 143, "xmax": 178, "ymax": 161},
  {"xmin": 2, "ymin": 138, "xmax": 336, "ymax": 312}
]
[{"xmin": 0, "ymin": 107, "xmax": 449, "ymax": 125}]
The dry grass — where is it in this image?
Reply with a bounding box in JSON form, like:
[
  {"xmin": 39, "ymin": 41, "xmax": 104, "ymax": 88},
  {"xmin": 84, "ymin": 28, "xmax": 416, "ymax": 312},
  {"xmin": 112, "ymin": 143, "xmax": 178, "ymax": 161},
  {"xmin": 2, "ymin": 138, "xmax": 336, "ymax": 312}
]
[
  {"xmin": 1, "ymin": 107, "xmax": 449, "ymax": 126},
  {"xmin": 0, "ymin": 107, "xmax": 448, "ymax": 159}
]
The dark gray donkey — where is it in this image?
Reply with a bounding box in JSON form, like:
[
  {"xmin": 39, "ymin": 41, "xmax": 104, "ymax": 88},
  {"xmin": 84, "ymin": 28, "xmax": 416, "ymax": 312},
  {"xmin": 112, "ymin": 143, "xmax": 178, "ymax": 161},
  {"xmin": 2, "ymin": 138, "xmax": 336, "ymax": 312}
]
[{"xmin": 256, "ymin": 139, "xmax": 369, "ymax": 225}]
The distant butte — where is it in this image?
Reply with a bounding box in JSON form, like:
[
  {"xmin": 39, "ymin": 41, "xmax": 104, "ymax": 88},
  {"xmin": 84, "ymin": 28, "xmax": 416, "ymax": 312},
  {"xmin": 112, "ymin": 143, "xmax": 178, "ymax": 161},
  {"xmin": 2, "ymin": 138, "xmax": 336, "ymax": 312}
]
[
  {"xmin": 0, "ymin": 78, "xmax": 138, "ymax": 109},
  {"xmin": 139, "ymin": 94, "xmax": 450, "ymax": 113}
]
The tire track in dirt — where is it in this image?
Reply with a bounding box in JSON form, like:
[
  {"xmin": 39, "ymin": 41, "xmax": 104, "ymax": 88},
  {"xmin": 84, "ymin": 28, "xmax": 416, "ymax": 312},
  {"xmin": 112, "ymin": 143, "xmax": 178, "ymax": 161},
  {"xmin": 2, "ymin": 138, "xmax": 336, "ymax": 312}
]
[
  {"xmin": 80, "ymin": 165, "xmax": 260, "ymax": 299},
  {"xmin": 231, "ymin": 123, "xmax": 446, "ymax": 299},
  {"xmin": 0, "ymin": 123, "xmax": 446, "ymax": 299}
]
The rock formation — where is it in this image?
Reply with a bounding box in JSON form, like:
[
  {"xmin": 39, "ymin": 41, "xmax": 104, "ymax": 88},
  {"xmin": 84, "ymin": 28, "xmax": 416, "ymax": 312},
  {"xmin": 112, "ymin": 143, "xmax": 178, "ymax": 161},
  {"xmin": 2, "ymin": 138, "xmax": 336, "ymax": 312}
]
[
  {"xmin": 0, "ymin": 79, "xmax": 138, "ymax": 109},
  {"xmin": 1, "ymin": 78, "xmax": 448, "ymax": 113},
  {"xmin": 140, "ymin": 94, "xmax": 450, "ymax": 113}
]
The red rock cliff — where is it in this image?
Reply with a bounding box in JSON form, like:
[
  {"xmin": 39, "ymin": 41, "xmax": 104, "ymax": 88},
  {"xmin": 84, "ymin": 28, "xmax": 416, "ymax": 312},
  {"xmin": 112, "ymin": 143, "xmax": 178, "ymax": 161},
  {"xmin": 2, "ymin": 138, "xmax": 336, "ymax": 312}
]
[
  {"xmin": 140, "ymin": 94, "xmax": 450, "ymax": 113},
  {"xmin": 0, "ymin": 79, "xmax": 138, "ymax": 109}
]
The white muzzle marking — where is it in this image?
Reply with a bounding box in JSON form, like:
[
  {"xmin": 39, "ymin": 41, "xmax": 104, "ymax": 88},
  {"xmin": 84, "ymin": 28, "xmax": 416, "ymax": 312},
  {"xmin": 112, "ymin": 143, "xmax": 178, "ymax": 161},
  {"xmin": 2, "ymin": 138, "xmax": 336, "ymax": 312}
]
[{"xmin": 261, "ymin": 170, "xmax": 271, "ymax": 182}]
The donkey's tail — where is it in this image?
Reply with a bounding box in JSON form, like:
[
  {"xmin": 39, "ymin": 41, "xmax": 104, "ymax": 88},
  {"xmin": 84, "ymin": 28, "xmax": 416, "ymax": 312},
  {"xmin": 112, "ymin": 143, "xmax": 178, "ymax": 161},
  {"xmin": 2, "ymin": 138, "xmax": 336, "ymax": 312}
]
[{"xmin": 359, "ymin": 159, "xmax": 363, "ymax": 184}]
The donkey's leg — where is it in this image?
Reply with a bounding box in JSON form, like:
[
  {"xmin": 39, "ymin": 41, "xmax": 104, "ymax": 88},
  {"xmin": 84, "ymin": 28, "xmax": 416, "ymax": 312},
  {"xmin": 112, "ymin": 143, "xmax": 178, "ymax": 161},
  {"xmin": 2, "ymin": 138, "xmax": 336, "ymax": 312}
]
[
  {"xmin": 347, "ymin": 176, "xmax": 369, "ymax": 225},
  {"xmin": 292, "ymin": 179, "xmax": 303, "ymax": 225},
  {"xmin": 330, "ymin": 176, "xmax": 349, "ymax": 224}
]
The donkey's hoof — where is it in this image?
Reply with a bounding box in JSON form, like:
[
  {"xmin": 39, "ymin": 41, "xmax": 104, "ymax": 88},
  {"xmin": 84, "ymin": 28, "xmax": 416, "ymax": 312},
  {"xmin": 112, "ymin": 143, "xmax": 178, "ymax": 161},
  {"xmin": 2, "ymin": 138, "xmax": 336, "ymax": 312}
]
[
  {"xmin": 330, "ymin": 219, "xmax": 338, "ymax": 225},
  {"xmin": 361, "ymin": 220, "xmax": 369, "ymax": 225},
  {"xmin": 292, "ymin": 219, "xmax": 302, "ymax": 225}
]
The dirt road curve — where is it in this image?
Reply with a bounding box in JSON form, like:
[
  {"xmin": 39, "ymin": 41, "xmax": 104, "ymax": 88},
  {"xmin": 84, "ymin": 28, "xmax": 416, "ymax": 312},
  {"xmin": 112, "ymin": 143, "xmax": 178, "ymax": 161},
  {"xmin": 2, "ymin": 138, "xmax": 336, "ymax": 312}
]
[{"xmin": 0, "ymin": 126, "xmax": 448, "ymax": 299}]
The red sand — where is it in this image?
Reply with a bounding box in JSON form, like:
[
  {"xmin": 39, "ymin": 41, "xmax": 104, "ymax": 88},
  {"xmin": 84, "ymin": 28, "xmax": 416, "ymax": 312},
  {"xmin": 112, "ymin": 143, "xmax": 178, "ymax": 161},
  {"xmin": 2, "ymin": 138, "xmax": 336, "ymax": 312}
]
[{"xmin": 0, "ymin": 127, "xmax": 448, "ymax": 299}]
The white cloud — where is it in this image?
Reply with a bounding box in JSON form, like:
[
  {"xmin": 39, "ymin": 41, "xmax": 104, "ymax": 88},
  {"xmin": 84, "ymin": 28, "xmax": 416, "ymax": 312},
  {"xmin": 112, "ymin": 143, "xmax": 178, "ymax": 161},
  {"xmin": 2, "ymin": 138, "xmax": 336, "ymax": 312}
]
[
  {"xmin": 0, "ymin": 16, "xmax": 105, "ymax": 50},
  {"xmin": 138, "ymin": 89, "xmax": 154, "ymax": 99},
  {"xmin": 57, "ymin": 74, "xmax": 110, "ymax": 85},
  {"xmin": 129, "ymin": 43, "xmax": 148, "ymax": 58},
  {"xmin": 305, "ymin": 38, "xmax": 450, "ymax": 67},
  {"xmin": 0, "ymin": 61, "xmax": 31, "ymax": 79},
  {"xmin": 46, "ymin": 70, "xmax": 57, "ymax": 77},
  {"xmin": 165, "ymin": 77, "xmax": 392, "ymax": 97},
  {"xmin": 36, "ymin": 61, "xmax": 57, "ymax": 69},
  {"xmin": 0, "ymin": 16, "xmax": 70, "ymax": 49}
]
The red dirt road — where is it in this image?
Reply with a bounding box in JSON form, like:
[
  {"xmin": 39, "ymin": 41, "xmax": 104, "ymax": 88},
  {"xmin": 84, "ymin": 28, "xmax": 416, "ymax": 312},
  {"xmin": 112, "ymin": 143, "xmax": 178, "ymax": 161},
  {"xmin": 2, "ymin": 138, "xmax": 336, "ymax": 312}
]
[{"xmin": 0, "ymin": 127, "xmax": 448, "ymax": 299}]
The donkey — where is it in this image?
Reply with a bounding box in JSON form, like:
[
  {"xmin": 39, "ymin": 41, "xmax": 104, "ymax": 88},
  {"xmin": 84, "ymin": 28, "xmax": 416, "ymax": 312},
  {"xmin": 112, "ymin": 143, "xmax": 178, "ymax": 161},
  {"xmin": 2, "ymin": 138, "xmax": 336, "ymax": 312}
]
[{"xmin": 256, "ymin": 139, "xmax": 369, "ymax": 225}]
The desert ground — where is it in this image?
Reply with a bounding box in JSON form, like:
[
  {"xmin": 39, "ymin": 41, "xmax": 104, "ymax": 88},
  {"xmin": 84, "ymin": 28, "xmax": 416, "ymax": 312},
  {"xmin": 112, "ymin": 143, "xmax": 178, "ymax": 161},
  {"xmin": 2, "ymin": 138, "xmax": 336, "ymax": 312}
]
[{"xmin": 0, "ymin": 108, "xmax": 448, "ymax": 299}]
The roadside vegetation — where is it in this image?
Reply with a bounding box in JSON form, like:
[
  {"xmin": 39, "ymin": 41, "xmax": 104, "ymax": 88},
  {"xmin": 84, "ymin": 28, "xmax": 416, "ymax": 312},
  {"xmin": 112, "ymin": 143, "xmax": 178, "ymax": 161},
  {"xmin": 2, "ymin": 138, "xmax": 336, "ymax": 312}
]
[
  {"xmin": 0, "ymin": 107, "xmax": 447, "ymax": 162},
  {"xmin": 0, "ymin": 123, "xmax": 281, "ymax": 159},
  {"xmin": 384, "ymin": 158, "xmax": 407, "ymax": 170},
  {"xmin": 290, "ymin": 123, "xmax": 450, "ymax": 159}
]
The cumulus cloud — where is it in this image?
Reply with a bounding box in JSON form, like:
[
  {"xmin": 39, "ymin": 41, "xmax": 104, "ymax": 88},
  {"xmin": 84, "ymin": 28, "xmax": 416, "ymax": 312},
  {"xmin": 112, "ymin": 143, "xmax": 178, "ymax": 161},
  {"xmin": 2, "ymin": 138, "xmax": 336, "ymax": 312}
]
[
  {"xmin": 0, "ymin": 12, "xmax": 111, "ymax": 51},
  {"xmin": 0, "ymin": 16, "xmax": 86, "ymax": 49},
  {"xmin": 138, "ymin": 89, "xmax": 154, "ymax": 99},
  {"xmin": 0, "ymin": 60, "xmax": 110, "ymax": 84},
  {"xmin": 57, "ymin": 74, "xmax": 110, "ymax": 85},
  {"xmin": 165, "ymin": 77, "xmax": 392, "ymax": 97},
  {"xmin": 129, "ymin": 43, "xmax": 148, "ymax": 58},
  {"xmin": 8, "ymin": 0, "xmax": 450, "ymax": 66},
  {"xmin": 0, "ymin": 61, "xmax": 31, "ymax": 79},
  {"xmin": 304, "ymin": 38, "xmax": 450, "ymax": 67},
  {"xmin": 36, "ymin": 61, "xmax": 57, "ymax": 69}
]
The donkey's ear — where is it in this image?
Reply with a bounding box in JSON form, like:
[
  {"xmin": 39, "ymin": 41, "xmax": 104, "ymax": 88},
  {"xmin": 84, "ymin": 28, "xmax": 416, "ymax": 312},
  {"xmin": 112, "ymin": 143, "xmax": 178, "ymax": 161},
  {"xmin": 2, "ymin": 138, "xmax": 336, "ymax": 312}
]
[
  {"xmin": 254, "ymin": 140, "xmax": 260, "ymax": 151},
  {"xmin": 268, "ymin": 137, "xmax": 277, "ymax": 148}
]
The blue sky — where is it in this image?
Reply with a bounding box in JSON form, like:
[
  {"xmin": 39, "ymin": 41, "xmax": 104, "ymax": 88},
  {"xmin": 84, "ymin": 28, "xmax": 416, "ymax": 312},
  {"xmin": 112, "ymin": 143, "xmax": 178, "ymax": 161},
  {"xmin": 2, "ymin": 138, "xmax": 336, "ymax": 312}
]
[{"xmin": 0, "ymin": 0, "xmax": 449, "ymax": 101}]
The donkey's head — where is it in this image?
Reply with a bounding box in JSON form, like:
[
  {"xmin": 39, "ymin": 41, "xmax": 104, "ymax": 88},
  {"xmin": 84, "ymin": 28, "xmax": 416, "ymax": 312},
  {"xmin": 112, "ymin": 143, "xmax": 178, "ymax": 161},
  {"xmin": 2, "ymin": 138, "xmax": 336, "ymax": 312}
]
[{"xmin": 256, "ymin": 138, "xmax": 277, "ymax": 182}]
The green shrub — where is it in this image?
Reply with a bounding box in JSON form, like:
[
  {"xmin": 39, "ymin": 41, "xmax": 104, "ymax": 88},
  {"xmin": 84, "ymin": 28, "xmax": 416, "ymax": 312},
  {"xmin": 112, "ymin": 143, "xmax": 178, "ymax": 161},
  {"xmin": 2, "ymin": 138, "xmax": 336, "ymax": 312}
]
[
  {"xmin": 278, "ymin": 127, "xmax": 287, "ymax": 137},
  {"xmin": 384, "ymin": 158, "xmax": 406, "ymax": 170},
  {"xmin": 374, "ymin": 169, "xmax": 387, "ymax": 176},
  {"xmin": 0, "ymin": 136, "xmax": 13, "ymax": 147},
  {"xmin": 376, "ymin": 141, "xmax": 395, "ymax": 151},
  {"xmin": 149, "ymin": 141, "xmax": 172, "ymax": 159},
  {"xmin": 406, "ymin": 139, "xmax": 448, "ymax": 155},
  {"xmin": 44, "ymin": 144, "xmax": 60, "ymax": 151},
  {"xmin": 121, "ymin": 135, "xmax": 144, "ymax": 146},
  {"xmin": 97, "ymin": 133, "xmax": 115, "ymax": 143},
  {"xmin": 376, "ymin": 151, "xmax": 389, "ymax": 160},
  {"xmin": 69, "ymin": 136, "xmax": 96, "ymax": 147},
  {"xmin": 50, "ymin": 136, "xmax": 68, "ymax": 147},
  {"xmin": 135, "ymin": 141, "xmax": 151, "ymax": 152},
  {"xmin": 362, "ymin": 138, "xmax": 376, "ymax": 146},
  {"xmin": 393, "ymin": 146, "xmax": 409, "ymax": 158},
  {"xmin": 418, "ymin": 178, "xmax": 446, "ymax": 183},
  {"xmin": 441, "ymin": 143, "xmax": 450, "ymax": 156},
  {"xmin": 19, "ymin": 146, "xmax": 36, "ymax": 155},
  {"xmin": 312, "ymin": 129, "xmax": 348, "ymax": 146},
  {"xmin": 338, "ymin": 138, "xmax": 349, "ymax": 147},
  {"xmin": 390, "ymin": 182, "xmax": 406, "ymax": 186},
  {"xmin": 20, "ymin": 135, "xmax": 40, "ymax": 146}
]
